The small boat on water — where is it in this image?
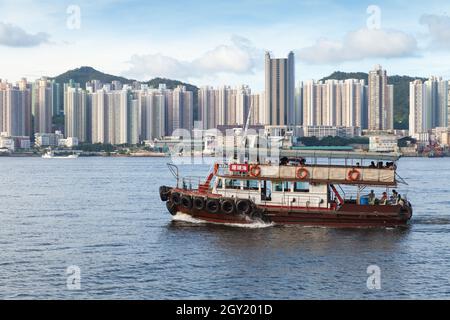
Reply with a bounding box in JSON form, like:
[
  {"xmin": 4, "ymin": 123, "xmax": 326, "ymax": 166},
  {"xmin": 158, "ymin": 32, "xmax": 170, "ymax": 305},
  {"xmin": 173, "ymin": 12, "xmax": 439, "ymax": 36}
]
[
  {"xmin": 159, "ymin": 150, "xmax": 413, "ymax": 228},
  {"xmin": 42, "ymin": 150, "xmax": 79, "ymax": 159}
]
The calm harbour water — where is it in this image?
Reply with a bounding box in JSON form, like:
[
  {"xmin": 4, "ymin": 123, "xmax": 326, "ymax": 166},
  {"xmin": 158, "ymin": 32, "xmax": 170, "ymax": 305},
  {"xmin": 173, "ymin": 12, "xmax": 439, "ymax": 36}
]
[{"xmin": 0, "ymin": 156, "xmax": 450, "ymax": 299}]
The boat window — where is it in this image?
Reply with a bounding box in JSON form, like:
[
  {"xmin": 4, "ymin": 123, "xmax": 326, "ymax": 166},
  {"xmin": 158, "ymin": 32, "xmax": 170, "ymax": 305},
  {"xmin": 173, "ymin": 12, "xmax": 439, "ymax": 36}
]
[
  {"xmin": 274, "ymin": 182, "xmax": 285, "ymax": 192},
  {"xmin": 217, "ymin": 178, "xmax": 223, "ymax": 189},
  {"xmin": 294, "ymin": 182, "xmax": 310, "ymax": 193},
  {"xmin": 244, "ymin": 180, "xmax": 259, "ymax": 190},
  {"xmin": 225, "ymin": 179, "xmax": 241, "ymax": 190}
]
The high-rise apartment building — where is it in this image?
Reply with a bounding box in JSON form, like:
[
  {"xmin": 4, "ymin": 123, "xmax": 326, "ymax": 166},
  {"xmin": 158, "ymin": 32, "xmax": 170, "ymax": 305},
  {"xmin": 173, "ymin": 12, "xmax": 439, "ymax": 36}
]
[
  {"xmin": 264, "ymin": 51, "xmax": 295, "ymax": 126},
  {"xmin": 0, "ymin": 79, "xmax": 32, "ymax": 137},
  {"xmin": 32, "ymin": 77, "xmax": 53, "ymax": 134},
  {"xmin": 235, "ymin": 85, "xmax": 251, "ymax": 125},
  {"xmin": 301, "ymin": 79, "xmax": 366, "ymax": 129},
  {"xmin": 448, "ymin": 81, "xmax": 450, "ymax": 127},
  {"xmin": 198, "ymin": 86, "xmax": 216, "ymax": 130},
  {"xmin": 140, "ymin": 90, "xmax": 166, "ymax": 140},
  {"xmin": 172, "ymin": 85, "xmax": 193, "ymax": 133},
  {"xmin": 409, "ymin": 77, "xmax": 448, "ymax": 137},
  {"xmin": 250, "ymin": 92, "xmax": 265, "ymax": 125},
  {"xmin": 65, "ymin": 86, "xmax": 87, "ymax": 142},
  {"xmin": 368, "ymin": 65, "xmax": 393, "ymax": 131}
]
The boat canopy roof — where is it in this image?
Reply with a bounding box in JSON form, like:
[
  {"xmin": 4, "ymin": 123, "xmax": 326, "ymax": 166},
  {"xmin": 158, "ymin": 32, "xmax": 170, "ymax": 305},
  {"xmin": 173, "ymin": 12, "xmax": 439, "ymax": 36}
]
[
  {"xmin": 281, "ymin": 150, "xmax": 401, "ymax": 161},
  {"xmin": 236, "ymin": 148, "xmax": 401, "ymax": 161}
]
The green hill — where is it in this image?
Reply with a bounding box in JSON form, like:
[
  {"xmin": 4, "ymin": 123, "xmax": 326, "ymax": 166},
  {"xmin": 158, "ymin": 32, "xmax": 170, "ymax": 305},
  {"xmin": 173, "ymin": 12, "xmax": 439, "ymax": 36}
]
[
  {"xmin": 51, "ymin": 67, "xmax": 199, "ymax": 119},
  {"xmin": 321, "ymin": 71, "xmax": 426, "ymax": 129},
  {"xmin": 51, "ymin": 66, "xmax": 133, "ymax": 88}
]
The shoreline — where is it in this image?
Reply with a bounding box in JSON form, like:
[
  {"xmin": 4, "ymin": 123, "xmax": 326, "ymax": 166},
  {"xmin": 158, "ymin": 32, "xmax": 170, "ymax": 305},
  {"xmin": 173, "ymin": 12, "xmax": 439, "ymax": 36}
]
[{"xmin": 0, "ymin": 152, "xmax": 448, "ymax": 159}]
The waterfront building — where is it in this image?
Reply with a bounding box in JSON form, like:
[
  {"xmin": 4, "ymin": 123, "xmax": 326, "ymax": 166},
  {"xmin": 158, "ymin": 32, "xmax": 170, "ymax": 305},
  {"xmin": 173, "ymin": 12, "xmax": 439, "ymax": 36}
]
[
  {"xmin": 0, "ymin": 133, "xmax": 15, "ymax": 151},
  {"xmin": 32, "ymin": 77, "xmax": 53, "ymax": 134},
  {"xmin": 34, "ymin": 131, "xmax": 64, "ymax": 147},
  {"xmin": 300, "ymin": 79, "xmax": 366, "ymax": 130},
  {"xmin": 300, "ymin": 125, "xmax": 361, "ymax": 139},
  {"xmin": 65, "ymin": 86, "xmax": 87, "ymax": 142},
  {"xmin": 235, "ymin": 85, "xmax": 251, "ymax": 125},
  {"xmin": 198, "ymin": 86, "xmax": 216, "ymax": 129},
  {"xmin": 250, "ymin": 92, "xmax": 265, "ymax": 125},
  {"xmin": 58, "ymin": 137, "xmax": 79, "ymax": 148},
  {"xmin": 172, "ymin": 85, "xmax": 193, "ymax": 133},
  {"xmin": 265, "ymin": 51, "xmax": 295, "ymax": 126},
  {"xmin": 448, "ymin": 81, "xmax": 450, "ymax": 127},
  {"xmin": 0, "ymin": 79, "xmax": 32, "ymax": 137},
  {"xmin": 368, "ymin": 65, "xmax": 393, "ymax": 131},
  {"xmin": 91, "ymin": 88, "xmax": 107, "ymax": 144},
  {"xmin": 409, "ymin": 77, "xmax": 448, "ymax": 139},
  {"xmin": 369, "ymin": 135, "xmax": 399, "ymax": 152}
]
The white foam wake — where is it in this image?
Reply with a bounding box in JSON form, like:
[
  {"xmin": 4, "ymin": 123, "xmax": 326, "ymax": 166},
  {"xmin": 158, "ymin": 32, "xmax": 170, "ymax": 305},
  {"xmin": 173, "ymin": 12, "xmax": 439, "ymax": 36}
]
[{"xmin": 172, "ymin": 212, "xmax": 275, "ymax": 229}]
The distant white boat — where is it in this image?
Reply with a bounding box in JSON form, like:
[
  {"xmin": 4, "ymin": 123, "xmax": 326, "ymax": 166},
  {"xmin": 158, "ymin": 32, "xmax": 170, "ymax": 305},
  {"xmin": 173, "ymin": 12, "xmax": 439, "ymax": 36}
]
[{"xmin": 42, "ymin": 150, "xmax": 79, "ymax": 159}]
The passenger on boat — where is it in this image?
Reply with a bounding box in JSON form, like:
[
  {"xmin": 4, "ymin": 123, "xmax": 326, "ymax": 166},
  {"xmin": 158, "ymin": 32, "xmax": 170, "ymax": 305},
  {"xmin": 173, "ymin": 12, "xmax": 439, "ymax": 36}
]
[
  {"xmin": 300, "ymin": 158, "xmax": 306, "ymax": 166},
  {"xmin": 369, "ymin": 161, "xmax": 376, "ymax": 168},
  {"xmin": 390, "ymin": 190, "xmax": 401, "ymax": 205},
  {"xmin": 280, "ymin": 157, "xmax": 289, "ymax": 165},
  {"xmin": 380, "ymin": 192, "xmax": 388, "ymax": 205},
  {"xmin": 368, "ymin": 190, "xmax": 377, "ymax": 205},
  {"xmin": 355, "ymin": 162, "xmax": 361, "ymax": 168}
]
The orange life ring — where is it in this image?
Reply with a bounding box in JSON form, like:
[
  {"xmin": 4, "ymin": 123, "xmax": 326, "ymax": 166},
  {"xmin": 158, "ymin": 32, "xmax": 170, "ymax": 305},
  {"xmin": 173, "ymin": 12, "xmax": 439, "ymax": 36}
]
[
  {"xmin": 296, "ymin": 167, "xmax": 309, "ymax": 180},
  {"xmin": 249, "ymin": 165, "xmax": 261, "ymax": 177},
  {"xmin": 347, "ymin": 168, "xmax": 361, "ymax": 181}
]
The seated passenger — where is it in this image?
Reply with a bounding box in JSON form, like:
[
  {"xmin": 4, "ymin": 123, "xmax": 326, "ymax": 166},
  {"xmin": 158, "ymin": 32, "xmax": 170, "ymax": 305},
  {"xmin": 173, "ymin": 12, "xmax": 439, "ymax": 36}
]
[
  {"xmin": 368, "ymin": 190, "xmax": 377, "ymax": 205},
  {"xmin": 300, "ymin": 158, "xmax": 306, "ymax": 166},
  {"xmin": 369, "ymin": 161, "xmax": 376, "ymax": 168},
  {"xmin": 355, "ymin": 162, "xmax": 361, "ymax": 168},
  {"xmin": 380, "ymin": 192, "xmax": 388, "ymax": 205}
]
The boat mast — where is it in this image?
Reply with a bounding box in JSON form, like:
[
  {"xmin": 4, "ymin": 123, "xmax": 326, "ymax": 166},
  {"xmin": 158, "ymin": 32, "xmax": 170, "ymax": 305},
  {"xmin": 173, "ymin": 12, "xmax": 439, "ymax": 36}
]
[{"xmin": 238, "ymin": 101, "xmax": 253, "ymax": 163}]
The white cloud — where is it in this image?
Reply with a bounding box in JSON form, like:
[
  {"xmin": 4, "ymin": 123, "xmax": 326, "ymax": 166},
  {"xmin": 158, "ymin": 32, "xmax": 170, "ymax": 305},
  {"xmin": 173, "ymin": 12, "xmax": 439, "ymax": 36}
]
[
  {"xmin": 297, "ymin": 28, "xmax": 418, "ymax": 64},
  {"xmin": 0, "ymin": 22, "xmax": 49, "ymax": 47},
  {"xmin": 420, "ymin": 14, "xmax": 450, "ymax": 50},
  {"xmin": 123, "ymin": 35, "xmax": 263, "ymax": 81}
]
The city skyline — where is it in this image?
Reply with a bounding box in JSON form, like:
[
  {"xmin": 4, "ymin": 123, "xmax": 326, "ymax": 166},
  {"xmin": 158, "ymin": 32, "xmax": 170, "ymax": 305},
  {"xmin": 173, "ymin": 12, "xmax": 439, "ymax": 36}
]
[{"xmin": 2, "ymin": 0, "xmax": 450, "ymax": 91}]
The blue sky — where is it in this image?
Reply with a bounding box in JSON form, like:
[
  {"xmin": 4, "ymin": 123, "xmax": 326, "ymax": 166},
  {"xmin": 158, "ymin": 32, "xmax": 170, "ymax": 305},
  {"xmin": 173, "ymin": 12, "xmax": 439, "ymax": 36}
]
[{"xmin": 1, "ymin": 0, "xmax": 450, "ymax": 90}]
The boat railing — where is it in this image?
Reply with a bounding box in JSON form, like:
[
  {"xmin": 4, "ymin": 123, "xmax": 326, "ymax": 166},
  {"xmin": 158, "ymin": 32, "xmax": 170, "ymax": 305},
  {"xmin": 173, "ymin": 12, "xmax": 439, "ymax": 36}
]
[
  {"xmin": 220, "ymin": 189, "xmax": 259, "ymax": 202},
  {"xmin": 179, "ymin": 176, "xmax": 206, "ymax": 191},
  {"xmin": 281, "ymin": 194, "xmax": 324, "ymax": 209}
]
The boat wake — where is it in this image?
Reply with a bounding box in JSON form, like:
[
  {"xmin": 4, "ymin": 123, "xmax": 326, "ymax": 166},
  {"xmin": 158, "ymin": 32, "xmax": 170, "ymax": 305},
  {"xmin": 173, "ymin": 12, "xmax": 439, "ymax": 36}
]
[{"xmin": 172, "ymin": 212, "xmax": 275, "ymax": 229}]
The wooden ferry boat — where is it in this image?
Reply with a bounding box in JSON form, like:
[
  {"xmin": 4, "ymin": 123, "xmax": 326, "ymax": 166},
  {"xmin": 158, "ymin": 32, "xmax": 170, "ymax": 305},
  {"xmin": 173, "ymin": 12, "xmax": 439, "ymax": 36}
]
[{"xmin": 159, "ymin": 150, "xmax": 413, "ymax": 228}]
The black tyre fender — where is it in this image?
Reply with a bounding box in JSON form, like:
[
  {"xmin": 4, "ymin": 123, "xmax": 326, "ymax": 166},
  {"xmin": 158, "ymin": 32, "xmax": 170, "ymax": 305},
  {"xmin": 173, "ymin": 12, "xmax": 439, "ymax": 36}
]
[
  {"xmin": 193, "ymin": 197, "xmax": 206, "ymax": 211},
  {"xmin": 236, "ymin": 199, "xmax": 252, "ymax": 215},
  {"xmin": 181, "ymin": 195, "xmax": 193, "ymax": 209},
  {"xmin": 166, "ymin": 201, "xmax": 177, "ymax": 216},
  {"xmin": 206, "ymin": 198, "xmax": 220, "ymax": 214},
  {"xmin": 159, "ymin": 186, "xmax": 172, "ymax": 202},
  {"xmin": 221, "ymin": 198, "xmax": 236, "ymax": 215},
  {"xmin": 170, "ymin": 192, "xmax": 181, "ymax": 205}
]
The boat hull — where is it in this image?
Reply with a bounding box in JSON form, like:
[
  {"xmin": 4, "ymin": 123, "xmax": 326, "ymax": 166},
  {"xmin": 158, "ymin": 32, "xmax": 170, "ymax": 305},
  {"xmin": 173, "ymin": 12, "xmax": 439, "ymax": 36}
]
[{"xmin": 161, "ymin": 188, "xmax": 412, "ymax": 228}]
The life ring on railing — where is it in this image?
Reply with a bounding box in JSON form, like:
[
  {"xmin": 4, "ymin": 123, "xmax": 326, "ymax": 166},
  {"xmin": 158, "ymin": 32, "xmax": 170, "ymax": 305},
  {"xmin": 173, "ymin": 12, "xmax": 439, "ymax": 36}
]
[
  {"xmin": 249, "ymin": 165, "xmax": 261, "ymax": 177},
  {"xmin": 347, "ymin": 168, "xmax": 361, "ymax": 181},
  {"xmin": 296, "ymin": 167, "xmax": 309, "ymax": 180}
]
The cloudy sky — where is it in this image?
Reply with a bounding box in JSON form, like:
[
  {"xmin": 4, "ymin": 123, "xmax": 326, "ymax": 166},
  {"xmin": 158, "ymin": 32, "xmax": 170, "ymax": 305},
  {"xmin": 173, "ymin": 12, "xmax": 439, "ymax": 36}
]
[{"xmin": 1, "ymin": 0, "xmax": 450, "ymax": 91}]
